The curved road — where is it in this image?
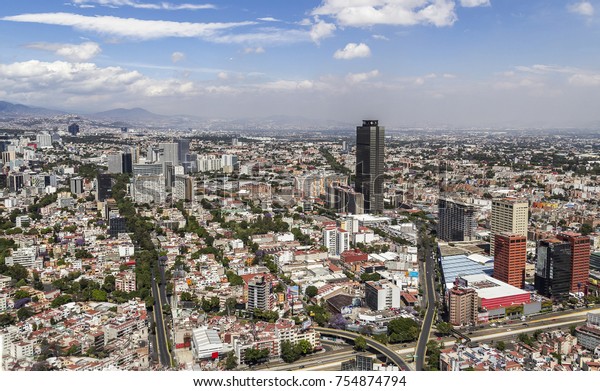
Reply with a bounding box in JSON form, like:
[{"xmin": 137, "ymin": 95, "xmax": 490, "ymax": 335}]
[
  {"xmin": 415, "ymin": 226, "xmax": 436, "ymax": 370},
  {"xmin": 314, "ymin": 327, "xmax": 412, "ymax": 370}
]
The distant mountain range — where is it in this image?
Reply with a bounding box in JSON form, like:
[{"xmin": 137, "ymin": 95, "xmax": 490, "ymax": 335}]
[
  {"xmin": 0, "ymin": 100, "xmax": 354, "ymax": 130},
  {"xmin": 0, "ymin": 100, "xmax": 65, "ymax": 117},
  {"xmin": 91, "ymin": 107, "xmax": 168, "ymax": 122}
]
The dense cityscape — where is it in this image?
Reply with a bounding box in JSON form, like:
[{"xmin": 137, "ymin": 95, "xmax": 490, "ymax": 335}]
[
  {"xmin": 1, "ymin": 0, "xmax": 600, "ymax": 377},
  {"xmin": 0, "ymin": 111, "xmax": 598, "ymax": 372}
]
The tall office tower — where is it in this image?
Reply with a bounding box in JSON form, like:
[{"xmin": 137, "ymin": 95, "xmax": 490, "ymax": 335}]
[
  {"xmin": 355, "ymin": 120, "xmax": 385, "ymax": 214},
  {"xmin": 437, "ymin": 197, "xmax": 478, "ymax": 242},
  {"xmin": 534, "ymin": 238, "xmax": 572, "ymax": 298},
  {"xmin": 68, "ymin": 123, "xmax": 79, "ymax": 135},
  {"xmin": 107, "ymin": 153, "xmax": 123, "ymax": 174},
  {"xmin": 448, "ymin": 285, "xmax": 479, "ymax": 326},
  {"xmin": 177, "ymin": 139, "xmax": 190, "ymax": 163},
  {"xmin": 490, "ymin": 198, "xmax": 529, "ymax": 256},
  {"xmin": 70, "ymin": 176, "xmax": 84, "ymax": 195},
  {"xmin": 96, "ymin": 173, "xmax": 113, "ymax": 202},
  {"xmin": 122, "ymin": 152, "xmax": 133, "ymax": 174},
  {"xmin": 159, "ymin": 142, "xmax": 178, "ymax": 164},
  {"xmin": 493, "ymin": 233, "xmax": 527, "ymax": 288},
  {"xmin": 8, "ymin": 173, "xmax": 24, "ymax": 192},
  {"xmin": 326, "ymin": 182, "xmax": 364, "ymax": 214},
  {"xmin": 247, "ymin": 276, "xmax": 270, "ymax": 311},
  {"xmin": 173, "ymin": 175, "xmax": 194, "ymax": 202},
  {"xmin": 557, "ymin": 232, "xmax": 591, "ymax": 293}
]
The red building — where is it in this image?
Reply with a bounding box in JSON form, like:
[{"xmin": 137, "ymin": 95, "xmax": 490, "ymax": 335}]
[
  {"xmin": 493, "ymin": 233, "xmax": 527, "ymax": 289},
  {"xmin": 557, "ymin": 232, "xmax": 591, "ymax": 293}
]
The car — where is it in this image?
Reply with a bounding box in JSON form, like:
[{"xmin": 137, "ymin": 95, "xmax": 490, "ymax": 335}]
[
  {"xmin": 522, "ymin": 323, "xmax": 528, "ymax": 326},
  {"xmin": 299, "ymin": 365, "xmax": 305, "ymax": 369}
]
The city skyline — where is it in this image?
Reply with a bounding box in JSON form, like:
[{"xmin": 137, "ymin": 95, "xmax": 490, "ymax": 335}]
[{"xmin": 0, "ymin": 1, "xmax": 600, "ymax": 128}]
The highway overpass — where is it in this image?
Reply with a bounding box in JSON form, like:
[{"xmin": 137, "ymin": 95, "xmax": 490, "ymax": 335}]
[{"xmin": 314, "ymin": 327, "xmax": 412, "ymax": 371}]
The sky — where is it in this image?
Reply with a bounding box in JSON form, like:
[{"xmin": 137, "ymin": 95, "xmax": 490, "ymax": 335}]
[{"xmin": 1, "ymin": 0, "xmax": 600, "ymax": 128}]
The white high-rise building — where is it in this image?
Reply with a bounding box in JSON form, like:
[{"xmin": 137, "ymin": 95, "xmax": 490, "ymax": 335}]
[
  {"xmin": 365, "ymin": 280, "xmax": 401, "ymax": 311},
  {"xmin": 36, "ymin": 132, "xmax": 53, "ymax": 148},
  {"xmin": 107, "ymin": 153, "xmax": 123, "ymax": 174},
  {"xmin": 490, "ymin": 198, "xmax": 529, "ymax": 256},
  {"xmin": 159, "ymin": 143, "xmax": 179, "ymax": 165},
  {"xmin": 133, "ymin": 174, "xmax": 166, "ymax": 204},
  {"xmin": 323, "ymin": 227, "xmax": 350, "ymax": 256}
]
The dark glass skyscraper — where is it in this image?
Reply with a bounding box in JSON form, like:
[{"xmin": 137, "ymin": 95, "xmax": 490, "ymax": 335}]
[
  {"xmin": 355, "ymin": 120, "xmax": 384, "ymax": 214},
  {"xmin": 535, "ymin": 238, "xmax": 572, "ymax": 298}
]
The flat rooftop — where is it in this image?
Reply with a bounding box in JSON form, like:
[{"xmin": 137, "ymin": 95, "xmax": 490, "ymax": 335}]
[
  {"xmin": 440, "ymin": 254, "xmax": 494, "ymax": 286},
  {"xmin": 460, "ymin": 273, "xmax": 530, "ymax": 300}
]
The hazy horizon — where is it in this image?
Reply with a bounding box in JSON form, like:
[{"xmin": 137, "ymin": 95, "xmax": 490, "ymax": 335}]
[{"xmin": 1, "ymin": 1, "xmax": 600, "ymax": 128}]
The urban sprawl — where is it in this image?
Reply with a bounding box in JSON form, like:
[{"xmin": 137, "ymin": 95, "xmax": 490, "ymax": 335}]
[{"xmin": 1, "ymin": 116, "xmax": 600, "ymax": 372}]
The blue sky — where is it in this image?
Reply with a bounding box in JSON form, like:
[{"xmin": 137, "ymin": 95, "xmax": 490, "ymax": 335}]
[{"xmin": 1, "ymin": 0, "xmax": 600, "ymax": 127}]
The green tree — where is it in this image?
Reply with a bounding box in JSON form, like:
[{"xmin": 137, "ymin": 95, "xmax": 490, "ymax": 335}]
[
  {"xmin": 436, "ymin": 322, "xmax": 453, "ymax": 336},
  {"xmin": 51, "ymin": 294, "xmax": 73, "ymax": 308},
  {"xmin": 17, "ymin": 306, "xmax": 34, "ymax": 321},
  {"xmin": 91, "ymin": 289, "xmax": 107, "ymax": 302},
  {"xmin": 388, "ymin": 318, "xmax": 420, "ymax": 343},
  {"xmin": 224, "ymin": 351, "xmax": 238, "ymax": 370},
  {"xmin": 280, "ymin": 340, "xmax": 300, "ymax": 363},
  {"xmin": 305, "ymin": 285, "xmax": 318, "ymax": 298},
  {"xmin": 14, "ymin": 290, "xmax": 31, "ymax": 300},
  {"xmin": 180, "ymin": 291, "xmax": 194, "ymax": 302},
  {"xmin": 296, "ymin": 339, "xmax": 313, "ymax": 355},
  {"xmin": 244, "ymin": 347, "xmax": 269, "ymax": 365},
  {"xmin": 354, "ymin": 336, "xmax": 367, "ymax": 351},
  {"xmin": 495, "ymin": 341, "xmax": 506, "ymax": 351}
]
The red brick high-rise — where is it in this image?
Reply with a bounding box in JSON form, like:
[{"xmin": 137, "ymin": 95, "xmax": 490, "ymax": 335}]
[
  {"xmin": 557, "ymin": 232, "xmax": 591, "ymax": 293},
  {"xmin": 494, "ymin": 233, "xmax": 527, "ymax": 289}
]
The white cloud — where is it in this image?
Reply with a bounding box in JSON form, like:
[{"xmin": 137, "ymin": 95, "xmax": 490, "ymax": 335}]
[
  {"xmin": 71, "ymin": 0, "xmax": 216, "ymax": 10},
  {"xmin": 25, "ymin": 41, "xmax": 102, "ymax": 61},
  {"xmin": 346, "ymin": 69, "xmax": 380, "ymax": 83},
  {"xmin": 171, "ymin": 51, "xmax": 185, "ymax": 63},
  {"xmin": 2, "ymin": 12, "xmax": 255, "ymax": 40},
  {"xmin": 372, "ymin": 34, "xmax": 389, "ymax": 40},
  {"xmin": 569, "ymin": 73, "xmax": 600, "ymax": 86},
  {"xmin": 0, "ymin": 60, "xmax": 199, "ymax": 101},
  {"xmin": 243, "ymin": 47, "xmax": 265, "ymax": 54},
  {"xmin": 217, "ymin": 72, "xmax": 228, "ymax": 80},
  {"xmin": 257, "ymin": 17, "xmax": 281, "ymax": 22},
  {"xmin": 310, "ymin": 17, "xmax": 337, "ymax": 43},
  {"xmin": 460, "ymin": 0, "xmax": 491, "ymax": 7},
  {"xmin": 312, "ymin": 0, "xmax": 457, "ymax": 27},
  {"xmin": 567, "ymin": 1, "xmax": 594, "ymax": 16},
  {"xmin": 334, "ymin": 43, "xmax": 371, "ymax": 60}
]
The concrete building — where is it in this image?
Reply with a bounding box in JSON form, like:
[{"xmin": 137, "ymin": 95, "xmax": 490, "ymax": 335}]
[
  {"xmin": 70, "ymin": 176, "xmax": 84, "ymax": 195},
  {"xmin": 438, "ymin": 197, "xmax": 478, "ymax": 242},
  {"xmin": 364, "ymin": 280, "xmax": 400, "ymax": 311},
  {"xmin": 557, "ymin": 232, "xmax": 591, "ymax": 294},
  {"xmin": 191, "ymin": 327, "xmax": 225, "ymax": 360},
  {"xmin": 323, "ymin": 228, "xmax": 350, "ymax": 257},
  {"xmin": 326, "ymin": 182, "xmax": 364, "ymax": 214},
  {"xmin": 490, "ymin": 198, "xmax": 528, "ymax": 256},
  {"xmin": 448, "ymin": 285, "xmax": 478, "ymax": 326},
  {"xmin": 158, "ymin": 142, "xmax": 178, "ymax": 165},
  {"xmin": 247, "ymin": 275, "xmax": 270, "ymax": 311},
  {"xmin": 68, "ymin": 123, "xmax": 79, "ymax": 135},
  {"xmin": 355, "ymin": 120, "xmax": 385, "ymax": 214},
  {"xmin": 36, "ymin": 132, "xmax": 52, "ymax": 148},
  {"xmin": 576, "ymin": 313, "xmax": 600, "ymax": 352},
  {"xmin": 132, "ymin": 174, "xmax": 166, "ymax": 204},
  {"xmin": 494, "ymin": 233, "xmax": 527, "ymax": 289},
  {"xmin": 173, "ymin": 175, "xmax": 194, "ymax": 202}
]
